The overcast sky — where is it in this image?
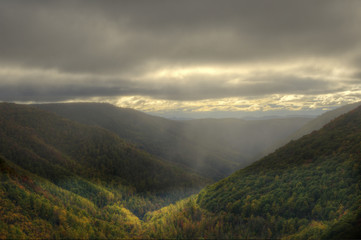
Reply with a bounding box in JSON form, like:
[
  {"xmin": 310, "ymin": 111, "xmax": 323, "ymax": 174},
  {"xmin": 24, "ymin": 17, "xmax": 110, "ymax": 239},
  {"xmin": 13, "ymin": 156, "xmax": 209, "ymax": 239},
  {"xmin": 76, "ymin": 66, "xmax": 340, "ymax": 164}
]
[{"xmin": 1, "ymin": 0, "xmax": 361, "ymax": 117}]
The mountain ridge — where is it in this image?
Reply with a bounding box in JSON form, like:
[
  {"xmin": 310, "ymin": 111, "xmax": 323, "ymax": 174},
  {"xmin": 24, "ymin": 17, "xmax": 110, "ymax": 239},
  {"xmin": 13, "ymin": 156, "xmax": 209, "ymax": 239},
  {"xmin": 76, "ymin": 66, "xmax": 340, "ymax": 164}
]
[
  {"xmin": 0, "ymin": 103, "xmax": 209, "ymax": 213},
  {"xmin": 34, "ymin": 102, "xmax": 311, "ymax": 179}
]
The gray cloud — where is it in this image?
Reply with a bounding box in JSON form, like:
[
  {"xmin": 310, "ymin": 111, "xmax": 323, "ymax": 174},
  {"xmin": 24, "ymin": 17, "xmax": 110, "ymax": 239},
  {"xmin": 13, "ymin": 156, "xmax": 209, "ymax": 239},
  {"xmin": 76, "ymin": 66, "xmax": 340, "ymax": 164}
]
[
  {"xmin": 0, "ymin": 70, "xmax": 344, "ymax": 102},
  {"xmin": 0, "ymin": 0, "xmax": 361, "ymax": 103}
]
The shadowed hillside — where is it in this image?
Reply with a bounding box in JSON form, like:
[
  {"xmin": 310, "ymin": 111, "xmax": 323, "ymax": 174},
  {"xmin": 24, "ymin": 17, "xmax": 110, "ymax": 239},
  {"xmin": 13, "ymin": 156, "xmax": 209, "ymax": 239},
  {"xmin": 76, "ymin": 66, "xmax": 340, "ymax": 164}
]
[{"xmin": 0, "ymin": 103, "xmax": 210, "ymax": 218}]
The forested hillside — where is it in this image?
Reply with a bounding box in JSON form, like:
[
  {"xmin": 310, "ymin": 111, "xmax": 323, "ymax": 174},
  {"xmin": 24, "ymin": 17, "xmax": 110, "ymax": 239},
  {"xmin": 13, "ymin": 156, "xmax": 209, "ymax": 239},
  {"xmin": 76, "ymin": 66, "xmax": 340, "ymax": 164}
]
[
  {"xmin": 142, "ymin": 105, "xmax": 361, "ymax": 239},
  {"xmin": 35, "ymin": 102, "xmax": 311, "ymax": 179},
  {"xmin": 0, "ymin": 156, "xmax": 141, "ymax": 239},
  {"xmin": 0, "ymin": 103, "xmax": 209, "ymax": 217}
]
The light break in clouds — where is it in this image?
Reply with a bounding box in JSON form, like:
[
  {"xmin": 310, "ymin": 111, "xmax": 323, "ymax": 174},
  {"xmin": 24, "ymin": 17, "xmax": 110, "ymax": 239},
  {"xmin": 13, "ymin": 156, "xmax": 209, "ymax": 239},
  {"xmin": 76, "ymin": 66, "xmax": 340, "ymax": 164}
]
[{"xmin": 1, "ymin": 0, "xmax": 361, "ymax": 116}]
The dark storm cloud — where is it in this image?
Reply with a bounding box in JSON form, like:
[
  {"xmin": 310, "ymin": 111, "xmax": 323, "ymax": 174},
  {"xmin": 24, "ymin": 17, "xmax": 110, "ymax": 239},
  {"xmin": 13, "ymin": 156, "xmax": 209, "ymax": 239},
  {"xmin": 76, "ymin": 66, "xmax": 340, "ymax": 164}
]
[
  {"xmin": 0, "ymin": 76, "xmax": 135, "ymax": 101},
  {"xmin": 0, "ymin": 0, "xmax": 360, "ymax": 102}
]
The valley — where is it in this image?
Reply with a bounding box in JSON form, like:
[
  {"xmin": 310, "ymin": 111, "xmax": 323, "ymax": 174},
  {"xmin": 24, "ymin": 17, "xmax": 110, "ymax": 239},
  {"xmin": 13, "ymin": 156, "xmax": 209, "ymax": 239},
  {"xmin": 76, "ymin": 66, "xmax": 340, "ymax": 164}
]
[
  {"xmin": 2, "ymin": 1, "xmax": 361, "ymax": 239},
  {"xmin": 0, "ymin": 102, "xmax": 360, "ymax": 239}
]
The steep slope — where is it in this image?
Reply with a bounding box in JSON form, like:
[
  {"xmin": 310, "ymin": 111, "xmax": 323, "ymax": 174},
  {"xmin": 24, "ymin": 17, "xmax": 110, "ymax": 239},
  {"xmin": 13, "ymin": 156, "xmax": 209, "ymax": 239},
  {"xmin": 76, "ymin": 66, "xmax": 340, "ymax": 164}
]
[
  {"xmin": 0, "ymin": 103, "xmax": 209, "ymax": 210},
  {"xmin": 196, "ymin": 105, "xmax": 361, "ymax": 238},
  {"xmin": 34, "ymin": 102, "xmax": 311, "ymax": 179},
  {"xmin": 144, "ymin": 105, "xmax": 361, "ymax": 239}
]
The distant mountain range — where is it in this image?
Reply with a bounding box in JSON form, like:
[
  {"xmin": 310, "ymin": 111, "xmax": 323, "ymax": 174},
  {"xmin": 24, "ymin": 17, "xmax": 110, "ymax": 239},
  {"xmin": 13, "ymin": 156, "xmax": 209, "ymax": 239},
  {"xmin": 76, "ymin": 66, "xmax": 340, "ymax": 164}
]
[
  {"xmin": 34, "ymin": 102, "xmax": 312, "ymax": 179},
  {"xmin": 258, "ymin": 101, "xmax": 361, "ymax": 158},
  {"xmin": 289, "ymin": 101, "xmax": 361, "ymax": 140}
]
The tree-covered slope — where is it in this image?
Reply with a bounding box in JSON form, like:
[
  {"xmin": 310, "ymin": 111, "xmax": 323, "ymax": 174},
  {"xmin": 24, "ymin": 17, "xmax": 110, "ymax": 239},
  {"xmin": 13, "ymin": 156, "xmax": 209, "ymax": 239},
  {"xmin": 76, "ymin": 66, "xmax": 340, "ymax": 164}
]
[
  {"xmin": 0, "ymin": 155, "xmax": 141, "ymax": 239},
  {"xmin": 143, "ymin": 105, "xmax": 361, "ymax": 239},
  {"xmin": 0, "ymin": 103, "xmax": 209, "ymax": 211},
  {"xmin": 35, "ymin": 102, "xmax": 310, "ymax": 179}
]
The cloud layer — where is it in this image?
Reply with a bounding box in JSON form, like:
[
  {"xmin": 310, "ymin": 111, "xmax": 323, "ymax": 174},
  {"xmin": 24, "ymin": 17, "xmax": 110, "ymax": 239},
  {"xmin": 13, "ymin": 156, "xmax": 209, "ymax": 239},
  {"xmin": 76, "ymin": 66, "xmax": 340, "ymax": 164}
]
[{"xmin": 0, "ymin": 1, "xmax": 361, "ymax": 113}]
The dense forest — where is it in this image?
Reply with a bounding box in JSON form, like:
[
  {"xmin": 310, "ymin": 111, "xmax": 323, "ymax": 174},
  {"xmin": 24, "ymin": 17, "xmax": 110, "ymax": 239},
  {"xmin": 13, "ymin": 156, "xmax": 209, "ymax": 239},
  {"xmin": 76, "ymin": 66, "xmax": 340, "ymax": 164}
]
[{"xmin": 0, "ymin": 102, "xmax": 360, "ymax": 239}]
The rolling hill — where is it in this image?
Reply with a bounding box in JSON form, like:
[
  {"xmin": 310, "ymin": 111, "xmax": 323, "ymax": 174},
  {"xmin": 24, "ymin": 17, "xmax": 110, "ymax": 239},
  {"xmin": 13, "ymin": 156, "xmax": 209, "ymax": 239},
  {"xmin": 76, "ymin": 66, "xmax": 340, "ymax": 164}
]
[{"xmin": 34, "ymin": 102, "xmax": 311, "ymax": 179}]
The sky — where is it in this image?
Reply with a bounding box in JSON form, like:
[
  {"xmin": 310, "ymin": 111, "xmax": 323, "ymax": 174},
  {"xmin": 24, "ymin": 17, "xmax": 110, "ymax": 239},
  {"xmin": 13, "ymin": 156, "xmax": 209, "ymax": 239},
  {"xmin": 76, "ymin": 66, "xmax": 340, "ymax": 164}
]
[{"xmin": 1, "ymin": 0, "xmax": 361, "ymax": 118}]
